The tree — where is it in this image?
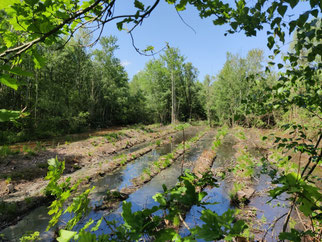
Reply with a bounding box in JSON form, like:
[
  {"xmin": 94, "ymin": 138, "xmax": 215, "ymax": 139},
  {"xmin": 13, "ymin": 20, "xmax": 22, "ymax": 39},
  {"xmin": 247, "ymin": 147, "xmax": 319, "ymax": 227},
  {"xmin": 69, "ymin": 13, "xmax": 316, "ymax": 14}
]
[
  {"xmin": 91, "ymin": 36, "xmax": 130, "ymax": 125},
  {"xmin": 202, "ymin": 74, "xmax": 214, "ymax": 126},
  {"xmin": 131, "ymin": 47, "xmax": 204, "ymax": 124}
]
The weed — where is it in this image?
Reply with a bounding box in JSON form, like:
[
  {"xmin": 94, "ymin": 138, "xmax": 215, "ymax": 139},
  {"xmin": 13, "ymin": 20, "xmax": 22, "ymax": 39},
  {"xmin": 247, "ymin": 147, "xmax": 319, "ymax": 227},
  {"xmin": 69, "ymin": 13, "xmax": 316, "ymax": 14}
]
[
  {"xmin": 119, "ymin": 158, "xmax": 127, "ymax": 166},
  {"xmin": 20, "ymin": 232, "xmax": 40, "ymax": 242},
  {"xmin": 0, "ymin": 201, "xmax": 17, "ymax": 219},
  {"xmin": 143, "ymin": 167, "xmax": 151, "ymax": 176},
  {"xmin": 234, "ymin": 149, "xmax": 256, "ymax": 178},
  {"xmin": 229, "ymin": 182, "xmax": 245, "ymax": 205},
  {"xmin": 91, "ymin": 141, "xmax": 98, "ymax": 147},
  {"xmin": 155, "ymin": 139, "xmax": 161, "ymax": 146},
  {"xmin": 237, "ymin": 130, "xmax": 246, "ymax": 140},
  {"xmin": 23, "ymin": 145, "xmax": 36, "ymax": 156},
  {"xmin": 104, "ymin": 132, "xmax": 120, "ymax": 142},
  {"xmin": 35, "ymin": 141, "xmax": 46, "ymax": 152},
  {"xmin": 5, "ymin": 177, "xmax": 11, "ymax": 184},
  {"xmin": 0, "ymin": 145, "xmax": 19, "ymax": 158},
  {"xmin": 114, "ymin": 154, "xmax": 126, "ymax": 160},
  {"xmin": 153, "ymin": 161, "xmax": 160, "ymax": 169},
  {"xmin": 37, "ymin": 163, "xmax": 48, "ymax": 169},
  {"xmin": 24, "ymin": 197, "xmax": 33, "ymax": 205}
]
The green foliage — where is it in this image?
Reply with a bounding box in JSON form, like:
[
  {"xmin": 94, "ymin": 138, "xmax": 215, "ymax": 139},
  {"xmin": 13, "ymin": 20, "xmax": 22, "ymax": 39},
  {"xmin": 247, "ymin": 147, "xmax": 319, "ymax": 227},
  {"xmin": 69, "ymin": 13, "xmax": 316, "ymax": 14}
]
[
  {"xmin": 0, "ymin": 0, "xmax": 321, "ymax": 240},
  {"xmin": 269, "ymin": 173, "xmax": 321, "ymax": 217},
  {"xmin": 104, "ymin": 132, "xmax": 121, "ymax": 142},
  {"xmin": 131, "ymin": 48, "xmax": 205, "ymax": 124},
  {"xmin": 44, "ymin": 157, "xmax": 93, "ymax": 231},
  {"xmin": 191, "ymin": 209, "xmax": 248, "ymax": 241},
  {"xmin": 207, "ymin": 49, "xmax": 274, "ymax": 127},
  {"xmin": 0, "ymin": 109, "xmax": 26, "ymax": 122},
  {"xmin": 234, "ymin": 149, "xmax": 256, "ymax": 178},
  {"xmin": 212, "ymin": 126, "xmax": 228, "ymax": 150},
  {"xmin": 155, "ymin": 139, "xmax": 161, "ymax": 146},
  {"xmin": 19, "ymin": 231, "xmax": 40, "ymax": 242},
  {"xmin": 0, "ymin": 145, "xmax": 19, "ymax": 157},
  {"xmin": 40, "ymin": 162, "xmax": 246, "ymax": 241}
]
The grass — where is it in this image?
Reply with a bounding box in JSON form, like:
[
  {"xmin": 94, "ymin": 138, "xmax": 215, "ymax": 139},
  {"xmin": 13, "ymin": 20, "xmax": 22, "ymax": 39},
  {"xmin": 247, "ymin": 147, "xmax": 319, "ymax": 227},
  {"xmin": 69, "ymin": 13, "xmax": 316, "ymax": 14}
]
[
  {"xmin": 22, "ymin": 145, "xmax": 37, "ymax": 157},
  {"xmin": 229, "ymin": 182, "xmax": 245, "ymax": 206},
  {"xmin": 0, "ymin": 145, "xmax": 20, "ymax": 158},
  {"xmin": 114, "ymin": 154, "xmax": 126, "ymax": 160},
  {"xmin": 119, "ymin": 157, "xmax": 127, "ymax": 166},
  {"xmin": 143, "ymin": 167, "xmax": 151, "ymax": 176},
  {"xmin": 37, "ymin": 163, "xmax": 48, "ymax": 169},
  {"xmin": 155, "ymin": 139, "xmax": 161, "ymax": 146},
  {"xmin": 234, "ymin": 149, "xmax": 256, "ymax": 178},
  {"xmin": 132, "ymin": 129, "xmax": 207, "ymax": 186},
  {"xmin": 104, "ymin": 132, "xmax": 122, "ymax": 142},
  {"xmin": 5, "ymin": 177, "xmax": 11, "ymax": 184},
  {"xmin": 0, "ymin": 201, "xmax": 18, "ymax": 221}
]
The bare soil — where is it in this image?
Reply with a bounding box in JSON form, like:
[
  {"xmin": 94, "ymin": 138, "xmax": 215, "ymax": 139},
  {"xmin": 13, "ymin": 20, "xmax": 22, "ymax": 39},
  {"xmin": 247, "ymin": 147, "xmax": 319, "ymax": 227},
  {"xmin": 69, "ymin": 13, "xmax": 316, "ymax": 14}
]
[{"xmin": 0, "ymin": 125, "xmax": 176, "ymax": 229}]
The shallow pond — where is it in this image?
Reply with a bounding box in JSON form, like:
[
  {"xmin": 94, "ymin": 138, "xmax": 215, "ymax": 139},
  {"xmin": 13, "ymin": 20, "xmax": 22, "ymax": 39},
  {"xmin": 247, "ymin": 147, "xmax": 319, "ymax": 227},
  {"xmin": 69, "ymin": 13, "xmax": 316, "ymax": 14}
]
[{"xmin": 0, "ymin": 127, "xmax": 203, "ymax": 241}]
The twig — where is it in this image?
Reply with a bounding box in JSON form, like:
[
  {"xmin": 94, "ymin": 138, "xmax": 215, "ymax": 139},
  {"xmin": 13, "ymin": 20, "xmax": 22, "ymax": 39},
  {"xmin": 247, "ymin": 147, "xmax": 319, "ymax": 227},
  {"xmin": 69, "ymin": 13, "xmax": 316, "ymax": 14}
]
[
  {"xmin": 0, "ymin": 0, "xmax": 103, "ymax": 61},
  {"xmin": 175, "ymin": 9, "xmax": 196, "ymax": 34},
  {"xmin": 262, "ymin": 212, "xmax": 287, "ymax": 240},
  {"xmin": 295, "ymin": 205, "xmax": 307, "ymax": 230},
  {"xmin": 179, "ymin": 213, "xmax": 190, "ymax": 230}
]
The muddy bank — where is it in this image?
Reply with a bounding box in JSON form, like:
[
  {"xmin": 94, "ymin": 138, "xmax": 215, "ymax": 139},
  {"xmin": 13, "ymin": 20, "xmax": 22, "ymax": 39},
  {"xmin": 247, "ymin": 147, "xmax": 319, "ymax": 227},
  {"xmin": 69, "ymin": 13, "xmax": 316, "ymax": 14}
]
[
  {"xmin": 1, "ymin": 128, "xmax": 212, "ymax": 241},
  {"xmin": 0, "ymin": 125, "xmax": 177, "ymax": 230},
  {"xmin": 220, "ymin": 127, "xmax": 297, "ymax": 241},
  {"xmin": 122, "ymin": 130, "xmax": 208, "ymax": 194}
]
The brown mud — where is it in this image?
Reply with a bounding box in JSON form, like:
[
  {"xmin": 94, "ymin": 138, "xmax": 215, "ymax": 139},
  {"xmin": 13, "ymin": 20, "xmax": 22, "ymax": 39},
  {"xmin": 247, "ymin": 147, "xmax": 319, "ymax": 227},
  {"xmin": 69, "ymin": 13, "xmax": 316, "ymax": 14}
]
[
  {"xmin": 217, "ymin": 127, "xmax": 321, "ymax": 241},
  {"xmin": 121, "ymin": 130, "xmax": 208, "ymax": 194},
  {"xmin": 0, "ymin": 125, "xmax": 177, "ymax": 230}
]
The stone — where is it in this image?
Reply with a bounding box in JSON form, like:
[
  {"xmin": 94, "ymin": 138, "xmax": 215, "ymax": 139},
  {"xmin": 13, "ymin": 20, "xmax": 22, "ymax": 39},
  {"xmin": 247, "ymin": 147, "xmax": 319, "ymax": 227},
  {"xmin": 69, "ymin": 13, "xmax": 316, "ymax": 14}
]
[{"xmin": 237, "ymin": 187, "xmax": 255, "ymax": 203}]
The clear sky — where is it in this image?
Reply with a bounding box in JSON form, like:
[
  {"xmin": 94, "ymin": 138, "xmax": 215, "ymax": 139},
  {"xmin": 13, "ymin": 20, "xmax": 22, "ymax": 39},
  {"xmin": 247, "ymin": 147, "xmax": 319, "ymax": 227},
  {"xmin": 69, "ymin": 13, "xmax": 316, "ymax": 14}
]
[{"xmin": 90, "ymin": 1, "xmax": 305, "ymax": 82}]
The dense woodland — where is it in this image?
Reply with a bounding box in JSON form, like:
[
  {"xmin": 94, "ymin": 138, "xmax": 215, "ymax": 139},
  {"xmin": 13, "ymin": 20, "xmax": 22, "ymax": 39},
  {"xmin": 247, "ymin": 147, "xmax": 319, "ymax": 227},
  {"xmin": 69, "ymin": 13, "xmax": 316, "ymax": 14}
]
[
  {"xmin": 0, "ymin": 34, "xmax": 319, "ymax": 144},
  {"xmin": 0, "ymin": 0, "xmax": 321, "ymax": 241}
]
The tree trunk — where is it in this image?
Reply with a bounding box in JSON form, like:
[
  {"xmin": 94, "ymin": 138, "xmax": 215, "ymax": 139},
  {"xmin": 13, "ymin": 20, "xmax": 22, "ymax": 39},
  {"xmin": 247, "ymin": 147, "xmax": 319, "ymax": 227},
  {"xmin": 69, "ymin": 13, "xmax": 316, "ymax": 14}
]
[{"xmin": 171, "ymin": 71, "xmax": 176, "ymax": 124}]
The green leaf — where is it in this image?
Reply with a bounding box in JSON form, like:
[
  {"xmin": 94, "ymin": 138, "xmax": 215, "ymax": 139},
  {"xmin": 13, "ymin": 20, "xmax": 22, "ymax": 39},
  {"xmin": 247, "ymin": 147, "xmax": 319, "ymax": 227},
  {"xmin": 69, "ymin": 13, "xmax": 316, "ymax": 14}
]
[
  {"xmin": 231, "ymin": 22, "xmax": 238, "ymax": 30},
  {"xmin": 289, "ymin": 20, "xmax": 297, "ymax": 34},
  {"xmin": 0, "ymin": 109, "xmax": 21, "ymax": 122},
  {"xmin": 277, "ymin": 5, "xmax": 287, "ymax": 17},
  {"xmin": 143, "ymin": 45, "xmax": 154, "ymax": 52},
  {"xmin": 153, "ymin": 193, "xmax": 167, "ymax": 206},
  {"xmin": 91, "ymin": 217, "xmax": 103, "ymax": 232},
  {"xmin": 278, "ymin": 63, "xmax": 284, "ymax": 69},
  {"xmin": 213, "ymin": 18, "xmax": 226, "ymax": 25},
  {"xmin": 155, "ymin": 228, "xmax": 179, "ymax": 242},
  {"xmin": 288, "ymin": 0, "xmax": 299, "ymax": 9},
  {"xmin": 33, "ymin": 51, "xmax": 46, "ymax": 69},
  {"xmin": 57, "ymin": 230, "xmax": 77, "ymax": 242},
  {"xmin": 176, "ymin": 0, "xmax": 188, "ymax": 11},
  {"xmin": 267, "ymin": 36, "xmax": 275, "ymax": 49},
  {"xmin": 279, "ymin": 229, "xmax": 301, "ymax": 242},
  {"xmin": 310, "ymin": 9, "xmax": 318, "ymax": 18},
  {"xmin": 297, "ymin": 13, "xmax": 309, "ymax": 27},
  {"xmin": 0, "ymin": 74, "xmax": 19, "ymax": 90},
  {"xmin": 116, "ymin": 22, "xmax": 123, "ymax": 31},
  {"xmin": 309, "ymin": 0, "xmax": 319, "ymax": 8},
  {"xmin": 0, "ymin": 65, "xmax": 33, "ymax": 77},
  {"xmin": 0, "ymin": 0, "xmax": 19, "ymax": 9},
  {"xmin": 134, "ymin": 0, "xmax": 144, "ymax": 11}
]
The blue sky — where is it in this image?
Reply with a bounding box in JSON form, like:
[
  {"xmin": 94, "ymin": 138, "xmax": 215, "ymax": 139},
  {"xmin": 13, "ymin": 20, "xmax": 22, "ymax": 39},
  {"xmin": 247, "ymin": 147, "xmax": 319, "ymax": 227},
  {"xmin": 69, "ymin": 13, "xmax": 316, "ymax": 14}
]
[{"xmin": 91, "ymin": 1, "xmax": 306, "ymax": 82}]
